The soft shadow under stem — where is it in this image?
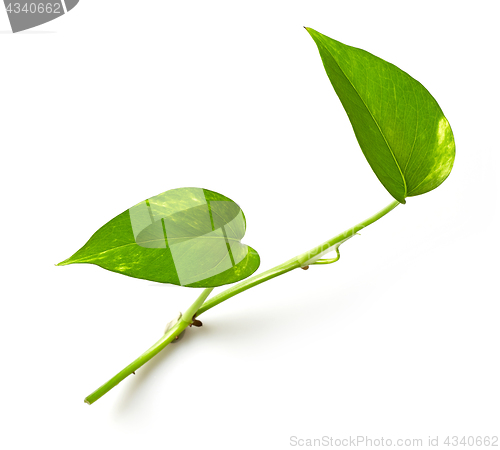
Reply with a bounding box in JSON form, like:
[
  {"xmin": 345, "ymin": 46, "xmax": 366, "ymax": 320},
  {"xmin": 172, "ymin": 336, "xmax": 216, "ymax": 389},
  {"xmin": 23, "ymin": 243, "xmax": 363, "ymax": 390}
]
[{"xmin": 114, "ymin": 326, "xmax": 198, "ymax": 411}]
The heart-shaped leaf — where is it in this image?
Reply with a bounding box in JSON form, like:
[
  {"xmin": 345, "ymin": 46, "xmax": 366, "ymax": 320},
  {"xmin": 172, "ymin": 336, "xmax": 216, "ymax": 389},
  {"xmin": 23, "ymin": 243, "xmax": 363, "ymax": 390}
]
[
  {"xmin": 306, "ymin": 28, "xmax": 455, "ymax": 203},
  {"xmin": 57, "ymin": 187, "xmax": 260, "ymax": 287}
]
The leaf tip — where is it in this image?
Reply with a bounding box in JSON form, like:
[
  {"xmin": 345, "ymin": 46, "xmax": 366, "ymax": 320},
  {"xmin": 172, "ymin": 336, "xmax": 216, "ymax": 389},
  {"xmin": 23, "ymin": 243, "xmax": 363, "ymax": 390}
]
[
  {"xmin": 55, "ymin": 258, "xmax": 70, "ymax": 267},
  {"xmin": 304, "ymin": 26, "xmax": 320, "ymax": 37},
  {"xmin": 304, "ymin": 26, "xmax": 314, "ymax": 35}
]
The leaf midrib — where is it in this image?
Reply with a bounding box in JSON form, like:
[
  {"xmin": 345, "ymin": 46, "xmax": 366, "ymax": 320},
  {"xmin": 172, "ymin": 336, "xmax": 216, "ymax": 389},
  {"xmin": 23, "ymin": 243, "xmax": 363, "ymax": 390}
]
[
  {"xmin": 61, "ymin": 236, "xmax": 244, "ymax": 265},
  {"xmin": 315, "ymin": 35, "xmax": 408, "ymax": 197}
]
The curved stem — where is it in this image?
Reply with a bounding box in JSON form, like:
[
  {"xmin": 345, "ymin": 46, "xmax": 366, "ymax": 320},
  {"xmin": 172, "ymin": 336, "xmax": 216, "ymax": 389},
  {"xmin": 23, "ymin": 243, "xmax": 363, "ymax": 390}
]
[
  {"xmin": 312, "ymin": 247, "xmax": 341, "ymax": 265},
  {"xmin": 84, "ymin": 288, "xmax": 214, "ymax": 405},
  {"xmin": 197, "ymin": 200, "xmax": 400, "ymax": 316},
  {"xmin": 85, "ymin": 200, "xmax": 399, "ymax": 404}
]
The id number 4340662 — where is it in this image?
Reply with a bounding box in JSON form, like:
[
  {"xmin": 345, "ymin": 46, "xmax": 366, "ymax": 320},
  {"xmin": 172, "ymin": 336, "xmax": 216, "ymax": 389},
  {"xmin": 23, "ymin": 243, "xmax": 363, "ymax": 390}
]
[
  {"xmin": 6, "ymin": 3, "xmax": 62, "ymax": 13},
  {"xmin": 444, "ymin": 436, "xmax": 498, "ymax": 447}
]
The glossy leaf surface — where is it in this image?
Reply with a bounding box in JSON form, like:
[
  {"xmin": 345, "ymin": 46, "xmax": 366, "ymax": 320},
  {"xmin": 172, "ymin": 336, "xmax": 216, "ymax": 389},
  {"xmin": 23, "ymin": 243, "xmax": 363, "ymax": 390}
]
[
  {"xmin": 57, "ymin": 188, "xmax": 260, "ymax": 287},
  {"xmin": 306, "ymin": 28, "xmax": 455, "ymax": 203}
]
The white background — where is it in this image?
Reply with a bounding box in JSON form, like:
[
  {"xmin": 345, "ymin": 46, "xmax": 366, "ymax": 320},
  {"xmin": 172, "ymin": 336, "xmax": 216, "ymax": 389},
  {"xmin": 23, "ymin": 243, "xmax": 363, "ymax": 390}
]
[{"xmin": 1, "ymin": 1, "xmax": 499, "ymax": 449}]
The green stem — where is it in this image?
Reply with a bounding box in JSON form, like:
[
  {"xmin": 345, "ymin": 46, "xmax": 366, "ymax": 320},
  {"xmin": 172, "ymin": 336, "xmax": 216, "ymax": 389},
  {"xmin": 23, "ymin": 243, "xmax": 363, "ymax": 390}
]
[
  {"xmin": 84, "ymin": 287, "xmax": 214, "ymax": 405},
  {"xmin": 197, "ymin": 199, "xmax": 399, "ymax": 316},
  {"xmin": 85, "ymin": 200, "xmax": 399, "ymax": 404}
]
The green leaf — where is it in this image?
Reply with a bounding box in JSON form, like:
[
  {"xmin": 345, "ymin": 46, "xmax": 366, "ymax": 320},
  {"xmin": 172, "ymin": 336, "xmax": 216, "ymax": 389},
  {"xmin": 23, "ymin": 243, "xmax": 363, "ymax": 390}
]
[
  {"xmin": 57, "ymin": 187, "xmax": 260, "ymax": 287},
  {"xmin": 306, "ymin": 28, "xmax": 455, "ymax": 203}
]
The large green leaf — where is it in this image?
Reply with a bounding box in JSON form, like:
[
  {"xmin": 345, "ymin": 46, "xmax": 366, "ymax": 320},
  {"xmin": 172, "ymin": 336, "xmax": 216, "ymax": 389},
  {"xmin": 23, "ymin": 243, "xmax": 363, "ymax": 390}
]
[
  {"xmin": 306, "ymin": 28, "xmax": 455, "ymax": 203},
  {"xmin": 57, "ymin": 187, "xmax": 260, "ymax": 287}
]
